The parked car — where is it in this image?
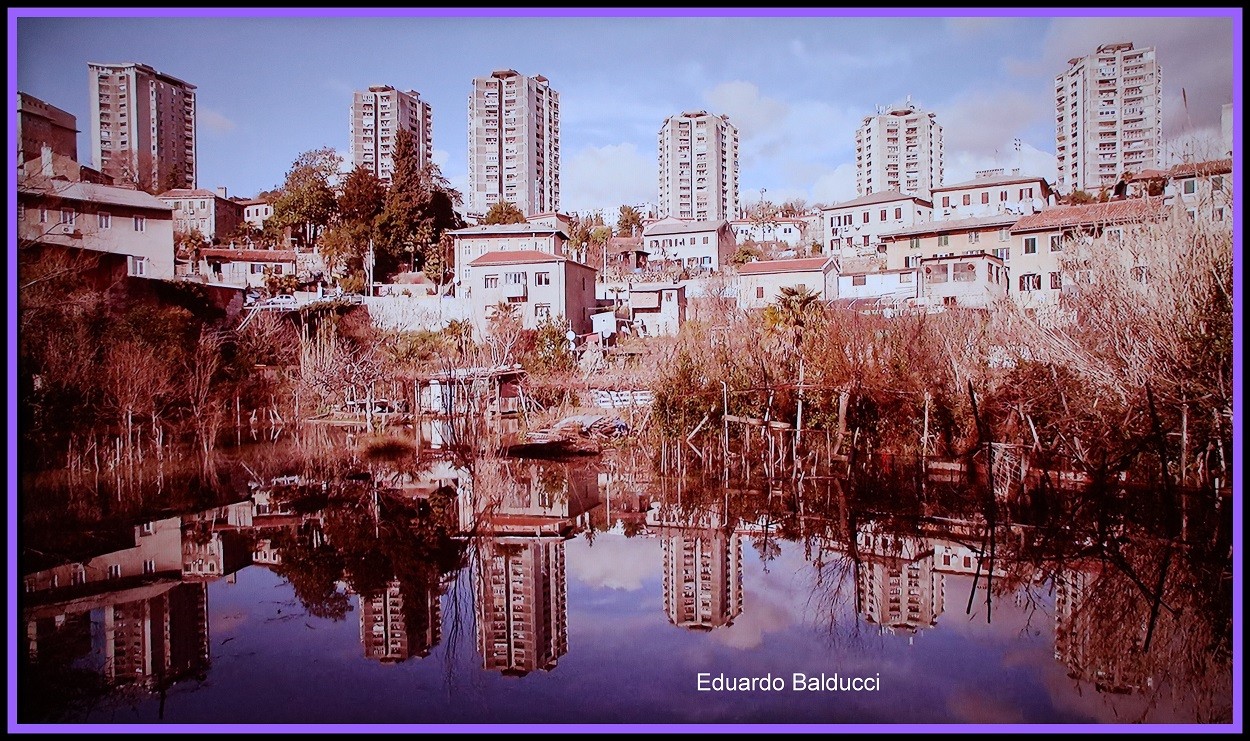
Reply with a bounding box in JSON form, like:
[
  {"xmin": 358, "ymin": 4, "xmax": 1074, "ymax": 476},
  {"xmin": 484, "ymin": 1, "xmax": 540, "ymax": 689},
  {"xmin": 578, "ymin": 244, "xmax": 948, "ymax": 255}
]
[{"xmin": 261, "ymin": 294, "xmax": 298, "ymax": 310}]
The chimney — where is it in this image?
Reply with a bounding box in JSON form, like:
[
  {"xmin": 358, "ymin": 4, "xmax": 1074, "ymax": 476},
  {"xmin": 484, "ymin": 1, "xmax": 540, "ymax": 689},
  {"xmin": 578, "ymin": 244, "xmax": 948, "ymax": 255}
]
[
  {"xmin": 216, "ymin": 186, "xmax": 228, "ymax": 199},
  {"xmin": 41, "ymin": 144, "xmax": 54, "ymax": 177}
]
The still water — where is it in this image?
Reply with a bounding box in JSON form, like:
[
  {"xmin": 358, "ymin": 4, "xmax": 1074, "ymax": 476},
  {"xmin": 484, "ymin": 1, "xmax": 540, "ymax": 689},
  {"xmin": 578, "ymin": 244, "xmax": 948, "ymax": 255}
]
[{"xmin": 18, "ymin": 430, "xmax": 1234, "ymax": 727}]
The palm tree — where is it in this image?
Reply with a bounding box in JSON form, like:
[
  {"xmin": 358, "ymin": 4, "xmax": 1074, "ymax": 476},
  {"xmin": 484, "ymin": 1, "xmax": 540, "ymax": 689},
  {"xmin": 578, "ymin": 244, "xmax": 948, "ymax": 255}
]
[{"xmin": 769, "ymin": 285, "xmax": 821, "ymax": 457}]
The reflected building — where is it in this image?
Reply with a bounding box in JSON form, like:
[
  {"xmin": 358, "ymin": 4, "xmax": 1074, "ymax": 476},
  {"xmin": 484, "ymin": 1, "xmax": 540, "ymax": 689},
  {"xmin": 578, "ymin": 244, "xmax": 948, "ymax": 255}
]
[
  {"xmin": 27, "ymin": 581, "xmax": 209, "ymax": 690},
  {"xmin": 474, "ymin": 536, "xmax": 568, "ymax": 675},
  {"xmin": 360, "ymin": 579, "xmax": 442, "ymax": 663},
  {"xmin": 649, "ymin": 503, "xmax": 743, "ymax": 630},
  {"xmin": 464, "ymin": 460, "xmax": 601, "ymax": 536},
  {"xmin": 1054, "ymin": 564, "xmax": 1153, "ymax": 694},
  {"xmin": 854, "ymin": 525, "xmax": 945, "ymax": 633}
]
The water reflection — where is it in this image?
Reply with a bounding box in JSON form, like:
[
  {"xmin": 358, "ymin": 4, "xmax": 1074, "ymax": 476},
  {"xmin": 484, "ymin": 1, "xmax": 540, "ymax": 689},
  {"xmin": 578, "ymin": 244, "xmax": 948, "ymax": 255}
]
[{"xmin": 17, "ymin": 432, "xmax": 1232, "ymax": 724}]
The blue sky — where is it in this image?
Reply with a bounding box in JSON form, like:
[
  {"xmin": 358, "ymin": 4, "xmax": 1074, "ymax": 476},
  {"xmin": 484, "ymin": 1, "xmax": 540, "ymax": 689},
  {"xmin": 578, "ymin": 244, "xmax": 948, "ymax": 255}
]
[{"xmin": 11, "ymin": 9, "xmax": 1239, "ymax": 215}]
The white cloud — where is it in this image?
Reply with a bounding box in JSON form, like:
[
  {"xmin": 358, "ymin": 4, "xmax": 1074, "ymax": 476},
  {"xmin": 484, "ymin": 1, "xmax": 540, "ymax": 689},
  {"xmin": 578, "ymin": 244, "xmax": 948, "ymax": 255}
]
[
  {"xmin": 944, "ymin": 142, "xmax": 1056, "ymax": 187},
  {"xmin": 940, "ymin": 90, "xmax": 1052, "ymax": 157},
  {"xmin": 703, "ymin": 81, "xmax": 789, "ymax": 141},
  {"xmin": 201, "ymin": 108, "xmax": 236, "ymax": 134},
  {"xmin": 562, "ymin": 142, "xmax": 655, "ymax": 214},
  {"xmin": 568, "ymin": 530, "xmax": 661, "ymax": 591},
  {"xmin": 809, "ymin": 164, "xmax": 858, "ymax": 206}
]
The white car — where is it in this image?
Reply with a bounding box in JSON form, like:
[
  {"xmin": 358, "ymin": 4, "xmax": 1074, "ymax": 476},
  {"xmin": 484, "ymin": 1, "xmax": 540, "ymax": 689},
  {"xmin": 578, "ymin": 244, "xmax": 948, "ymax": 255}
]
[{"xmin": 261, "ymin": 294, "xmax": 298, "ymax": 310}]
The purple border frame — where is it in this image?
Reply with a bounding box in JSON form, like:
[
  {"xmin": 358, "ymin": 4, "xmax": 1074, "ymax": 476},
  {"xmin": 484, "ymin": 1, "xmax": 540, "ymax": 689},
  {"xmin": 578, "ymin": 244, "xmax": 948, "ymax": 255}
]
[{"xmin": 7, "ymin": 6, "xmax": 1242, "ymax": 735}]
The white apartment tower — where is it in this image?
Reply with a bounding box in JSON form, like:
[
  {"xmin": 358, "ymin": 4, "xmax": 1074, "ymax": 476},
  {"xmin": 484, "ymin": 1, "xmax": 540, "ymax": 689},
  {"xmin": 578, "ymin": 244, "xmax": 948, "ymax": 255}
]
[
  {"xmin": 467, "ymin": 69, "xmax": 560, "ymax": 217},
  {"xmin": 88, "ymin": 62, "xmax": 197, "ymax": 191},
  {"xmin": 350, "ymin": 86, "xmax": 433, "ymax": 183},
  {"xmin": 855, "ymin": 98, "xmax": 943, "ymax": 198},
  {"xmin": 657, "ymin": 110, "xmax": 739, "ymax": 221},
  {"xmin": 1055, "ymin": 42, "xmax": 1163, "ymax": 195}
]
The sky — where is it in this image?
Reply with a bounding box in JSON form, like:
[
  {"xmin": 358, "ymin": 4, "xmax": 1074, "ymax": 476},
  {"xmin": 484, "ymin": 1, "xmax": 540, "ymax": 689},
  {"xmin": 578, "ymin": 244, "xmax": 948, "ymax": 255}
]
[{"xmin": 11, "ymin": 9, "xmax": 1240, "ymax": 216}]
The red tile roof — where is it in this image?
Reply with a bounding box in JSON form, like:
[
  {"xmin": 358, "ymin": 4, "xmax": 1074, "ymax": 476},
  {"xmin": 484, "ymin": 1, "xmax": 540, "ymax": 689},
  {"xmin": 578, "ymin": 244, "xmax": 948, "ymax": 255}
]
[
  {"xmin": 201, "ymin": 248, "xmax": 296, "ymax": 262},
  {"xmin": 1010, "ymin": 197, "xmax": 1169, "ymax": 233},
  {"xmin": 1168, "ymin": 158, "xmax": 1232, "ymax": 178},
  {"xmin": 737, "ymin": 257, "xmax": 833, "ymax": 275},
  {"xmin": 468, "ymin": 249, "xmax": 565, "ymax": 266}
]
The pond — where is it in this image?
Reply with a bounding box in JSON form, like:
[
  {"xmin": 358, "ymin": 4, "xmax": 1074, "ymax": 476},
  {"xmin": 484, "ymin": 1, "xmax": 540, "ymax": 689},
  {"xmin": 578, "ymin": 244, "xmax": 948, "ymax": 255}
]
[{"xmin": 16, "ymin": 429, "xmax": 1234, "ymax": 728}]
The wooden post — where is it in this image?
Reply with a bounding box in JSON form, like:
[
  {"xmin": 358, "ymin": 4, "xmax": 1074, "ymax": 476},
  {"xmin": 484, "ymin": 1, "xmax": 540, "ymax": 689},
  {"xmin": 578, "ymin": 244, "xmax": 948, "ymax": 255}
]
[
  {"xmin": 1179, "ymin": 402, "xmax": 1188, "ymax": 486},
  {"xmin": 922, "ymin": 391, "xmax": 931, "ymax": 459}
]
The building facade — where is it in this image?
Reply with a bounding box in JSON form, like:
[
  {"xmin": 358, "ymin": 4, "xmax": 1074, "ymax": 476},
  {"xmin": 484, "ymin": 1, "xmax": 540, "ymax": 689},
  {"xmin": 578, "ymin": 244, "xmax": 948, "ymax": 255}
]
[
  {"xmin": 467, "ymin": 69, "xmax": 560, "ymax": 216},
  {"xmin": 856, "ymin": 98, "xmax": 944, "ymax": 198},
  {"xmin": 641, "ymin": 218, "xmax": 736, "ymax": 273},
  {"xmin": 88, "ymin": 62, "xmax": 197, "ymax": 191},
  {"xmin": 929, "ymin": 171, "xmax": 1053, "ymax": 221},
  {"xmin": 658, "ymin": 111, "xmax": 739, "ymax": 221},
  {"xmin": 463, "ymin": 250, "xmax": 598, "ymax": 335},
  {"xmin": 18, "ymin": 178, "xmax": 176, "ymax": 281},
  {"xmin": 1055, "ymin": 42, "xmax": 1163, "ymax": 195},
  {"xmin": 18, "ymin": 92, "xmax": 78, "ymax": 164},
  {"xmin": 157, "ymin": 187, "xmax": 245, "ymax": 243},
  {"xmin": 450, "ymin": 222, "xmax": 570, "ymax": 285},
  {"xmin": 736, "ymin": 257, "xmax": 838, "ymax": 310},
  {"xmin": 350, "ymin": 85, "xmax": 433, "ymax": 183},
  {"xmin": 822, "ymin": 191, "xmax": 933, "ymax": 257}
]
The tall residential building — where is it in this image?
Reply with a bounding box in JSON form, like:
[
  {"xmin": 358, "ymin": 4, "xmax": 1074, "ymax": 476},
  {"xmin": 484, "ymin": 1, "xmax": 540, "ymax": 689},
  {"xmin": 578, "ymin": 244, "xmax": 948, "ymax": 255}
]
[
  {"xmin": 467, "ymin": 69, "xmax": 560, "ymax": 217},
  {"xmin": 349, "ymin": 85, "xmax": 433, "ymax": 183},
  {"xmin": 1055, "ymin": 42, "xmax": 1163, "ymax": 195},
  {"xmin": 475, "ymin": 537, "xmax": 568, "ymax": 676},
  {"xmin": 88, "ymin": 62, "xmax": 197, "ymax": 191},
  {"xmin": 855, "ymin": 97, "xmax": 944, "ymax": 198},
  {"xmin": 657, "ymin": 110, "xmax": 739, "ymax": 221},
  {"xmin": 17, "ymin": 92, "xmax": 78, "ymax": 164}
]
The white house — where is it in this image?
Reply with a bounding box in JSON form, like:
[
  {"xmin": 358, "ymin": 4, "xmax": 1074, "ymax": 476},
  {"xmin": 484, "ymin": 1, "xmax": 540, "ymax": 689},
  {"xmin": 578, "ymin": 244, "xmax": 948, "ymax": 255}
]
[
  {"xmin": 929, "ymin": 171, "xmax": 1052, "ymax": 221},
  {"xmin": 735, "ymin": 257, "xmax": 838, "ymax": 310},
  {"xmin": 626, "ymin": 282, "xmax": 686, "ymax": 336},
  {"xmin": 822, "ymin": 190, "xmax": 932, "ymax": 257},
  {"xmin": 451, "ymin": 222, "xmax": 571, "ymax": 285},
  {"xmin": 917, "ymin": 253, "xmax": 1008, "ymax": 311},
  {"xmin": 463, "ymin": 250, "xmax": 599, "ymax": 335},
  {"xmin": 18, "ymin": 176, "xmax": 176, "ymax": 281},
  {"xmin": 728, "ymin": 217, "xmax": 807, "ymax": 248},
  {"xmin": 641, "ymin": 218, "xmax": 736, "ymax": 273}
]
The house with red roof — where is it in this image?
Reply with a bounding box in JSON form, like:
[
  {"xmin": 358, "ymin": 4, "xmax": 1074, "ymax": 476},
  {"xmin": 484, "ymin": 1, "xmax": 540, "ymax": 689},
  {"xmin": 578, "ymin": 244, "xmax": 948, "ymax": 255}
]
[{"xmin": 735, "ymin": 256, "xmax": 838, "ymax": 310}]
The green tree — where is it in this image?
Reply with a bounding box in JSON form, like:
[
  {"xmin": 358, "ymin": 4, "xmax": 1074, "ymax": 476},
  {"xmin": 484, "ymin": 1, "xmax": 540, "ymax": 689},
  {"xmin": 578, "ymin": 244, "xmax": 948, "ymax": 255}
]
[
  {"xmin": 175, "ymin": 228, "xmax": 210, "ymax": 259},
  {"xmin": 482, "ymin": 201, "xmax": 527, "ymax": 225},
  {"xmin": 270, "ymin": 147, "xmax": 343, "ymax": 251},
  {"xmin": 374, "ymin": 130, "xmax": 465, "ymax": 280},
  {"xmin": 339, "ymin": 165, "xmax": 386, "ymax": 227},
  {"xmin": 616, "ymin": 204, "xmax": 643, "ymax": 238}
]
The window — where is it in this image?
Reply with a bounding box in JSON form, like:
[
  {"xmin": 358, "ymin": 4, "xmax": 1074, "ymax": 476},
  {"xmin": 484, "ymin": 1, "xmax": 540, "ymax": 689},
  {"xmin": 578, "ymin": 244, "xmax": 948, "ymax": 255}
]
[
  {"xmin": 942, "ymin": 196, "xmax": 951, "ymax": 208},
  {"xmin": 894, "ymin": 207, "xmax": 902, "ymax": 219},
  {"xmin": 71, "ymin": 565, "xmax": 86, "ymax": 585},
  {"xmin": 60, "ymin": 209, "xmax": 77, "ymax": 225},
  {"xmin": 1214, "ymin": 207, "xmax": 1225, "ymax": 222},
  {"xmin": 506, "ymin": 272, "xmax": 525, "ymax": 285},
  {"xmin": 999, "ymin": 228, "xmax": 1010, "ymax": 242},
  {"xmin": 484, "ymin": 275, "xmax": 499, "ymax": 288},
  {"xmin": 534, "ymin": 303, "xmax": 551, "ymax": 319},
  {"xmin": 943, "ymin": 296, "xmax": 958, "ymax": 307},
  {"xmin": 38, "ymin": 206, "xmax": 48, "ymax": 223},
  {"xmin": 954, "ymin": 263, "xmax": 976, "ymax": 282},
  {"xmin": 908, "ymin": 237, "xmax": 920, "ymax": 249},
  {"xmin": 880, "ymin": 209, "xmax": 887, "ymax": 221},
  {"xmin": 143, "ymin": 559, "xmax": 157, "ymax": 575},
  {"xmin": 756, "ymin": 286, "xmax": 765, "ymax": 299},
  {"xmin": 1024, "ymin": 237, "xmax": 1037, "ymax": 254},
  {"xmin": 272, "ymin": 264, "xmax": 284, "ymax": 275},
  {"xmin": 900, "ymin": 271, "xmax": 913, "ymax": 283},
  {"xmin": 1131, "ymin": 265, "xmax": 1149, "ymax": 284},
  {"xmin": 98, "ymin": 212, "xmax": 111, "ymax": 229},
  {"xmin": 904, "ymin": 255, "xmax": 921, "ymax": 268},
  {"xmin": 1186, "ymin": 208, "xmax": 1197, "ymax": 221},
  {"xmin": 1182, "ymin": 179, "xmax": 1196, "ymax": 195},
  {"xmin": 128, "ymin": 256, "xmax": 147, "ymax": 276},
  {"xmin": 862, "ymin": 211, "xmax": 869, "ymax": 224},
  {"xmin": 969, "ymin": 231, "xmax": 980, "ymax": 244},
  {"xmin": 981, "ymin": 192, "xmax": 990, "ymax": 204},
  {"xmin": 251, "ymin": 263, "xmax": 264, "ymax": 274},
  {"xmin": 701, "ymin": 256, "xmax": 712, "ymax": 265},
  {"xmin": 133, "ymin": 215, "xmax": 146, "ymax": 231},
  {"xmin": 506, "ymin": 295, "xmax": 524, "ymax": 303},
  {"xmin": 1050, "ymin": 235, "xmax": 1063, "ymax": 252},
  {"xmin": 926, "ymin": 264, "xmax": 950, "ymax": 283},
  {"xmin": 937, "ymin": 235, "xmax": 950, "ymax": 247},
  {"xmin": 534, "ymin": 272, "xmax": 551, "ymax": 286},
  {"xmin": 999, "ymin": 190, "xmax": 1008, "ymax": 202},
  {"xmin": 107, "ymin": 564, "xmax": 122, "ymax": 579},
  {"xmin": 1212, "ymin": 175, "xmax": 1224, "ymax": 191},
  {"xmin": 852, "ymin": 275, "xmax": 866, "ymax": 286},
  {"xmin": 1050, "ymin": 272, "xmax": 1063, "ymax": 290},
  {"xmin": 702, "ymin": 236, "xmax": 709, "ymax": 244},
  {"xmin": 1019, "ymin": 273, "xmax": 1041, "ymax": 291},
  {"xmin": 962, "ymin": 194, "xmax": 971, "ymax": 206},
  {"xmin": 994, "ymin": 247, "xmax": 1009, "ymax": 262}
]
